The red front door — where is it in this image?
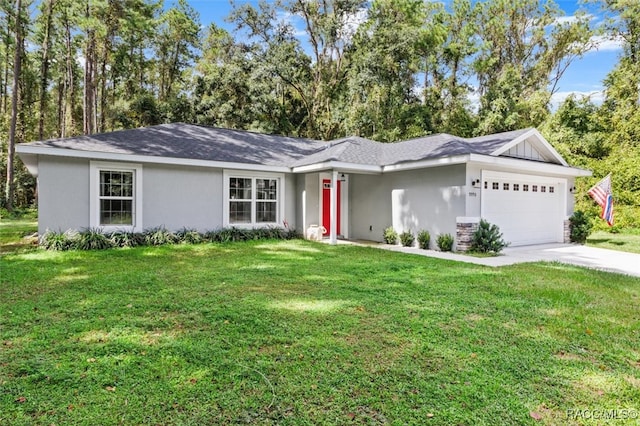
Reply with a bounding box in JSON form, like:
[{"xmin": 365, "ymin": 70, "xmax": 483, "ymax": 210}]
[{"xmin": 322, "ymin": 179, "xmax": 341, "ymax": 237}]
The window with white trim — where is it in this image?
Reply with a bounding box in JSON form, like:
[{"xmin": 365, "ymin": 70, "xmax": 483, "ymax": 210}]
[
  {"xmin": 224, "ymin": 172, "xmax": 283, "ymax": 226},
  {"xmin": 100, "ymin": 171, "xmax": 134, "ymax": 225},
  {"xmin": 90, "ymin": 162, "xmax": 143, "ymax": 231}
]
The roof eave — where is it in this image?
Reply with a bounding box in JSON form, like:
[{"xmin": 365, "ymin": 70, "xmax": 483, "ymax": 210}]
[
  {"xmin": 15, "ymin": 144, "xmax": 292, "ymax": 173},
  {"xmin": 469, "ymin": 153, "xmax": 591, "ymax": 177},
  {"xmin": 292, "ymin": 161, "xmax": 382, "ymax": 174},
  {"xmin": 382, "ymin": 154, "xmax": 470, "ymax": 172},
  {"xmin": 16, "ymin": 151, "xmax": 39, "ymax": 177}
]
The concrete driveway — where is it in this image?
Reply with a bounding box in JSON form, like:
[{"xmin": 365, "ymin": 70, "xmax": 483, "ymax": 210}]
[
  {"xmin": 500, "ymin": 244, "xmax": 640, "ymax": 277},
  {"xmin": 346, "ymin": 241, "xmax": 640, "ymax": 277}
]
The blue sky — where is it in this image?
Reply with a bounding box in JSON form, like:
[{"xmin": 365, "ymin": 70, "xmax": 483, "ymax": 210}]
[{"xmin": 178, "ymin": 0, "xmax": 622, "ymax": 108}]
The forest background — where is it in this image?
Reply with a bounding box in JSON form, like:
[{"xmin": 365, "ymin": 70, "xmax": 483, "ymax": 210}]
[{"xmin": 1, "ymin": 0, "xmax": 638, "ymax": 230}]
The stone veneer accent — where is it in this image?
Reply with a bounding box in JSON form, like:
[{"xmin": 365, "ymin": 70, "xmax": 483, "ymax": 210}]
[
  {"xmin": 456, "ymin": 220, "xmax": 480, "ymax": 252},
  {"xmin": 563, "ymin": 219, "xmax": 571, "ymax": 243}
]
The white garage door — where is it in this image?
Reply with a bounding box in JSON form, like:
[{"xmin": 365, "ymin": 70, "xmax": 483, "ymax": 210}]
[{"xmin": 481, "ymin": 171, "xmax": 565, "ymax": 246}]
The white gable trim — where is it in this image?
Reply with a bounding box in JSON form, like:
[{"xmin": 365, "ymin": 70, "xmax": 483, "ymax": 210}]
[
  {"xmin": 469, "ymin": 154, "xmax": 590, "ymax": 177},
  {"xmin": 490, "ymin": 128, "xmax": 568, "ymax": 166},
  {"xmin": 292, "ymin": 161, "xmax": 381, "ymax": 174},
  {"xmin": 382, "ymin": 155, "xmax": 470, "ymax": 172}
]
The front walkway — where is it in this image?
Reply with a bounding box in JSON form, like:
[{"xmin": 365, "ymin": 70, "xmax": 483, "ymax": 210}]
[{"xmin": 329, "ymin": 240, "xmax": 640, "ymax": 278}]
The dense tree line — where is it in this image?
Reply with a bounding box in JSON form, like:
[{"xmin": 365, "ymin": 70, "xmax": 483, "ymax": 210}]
[{"xmin": 1, "ymin": 0, "xmax": 638, "ymax": 227}]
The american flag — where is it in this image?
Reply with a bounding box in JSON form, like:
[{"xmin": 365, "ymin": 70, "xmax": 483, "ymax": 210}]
[{"xmin": 587, "ymin": 174, "xmax": 614, "ymax": 226}]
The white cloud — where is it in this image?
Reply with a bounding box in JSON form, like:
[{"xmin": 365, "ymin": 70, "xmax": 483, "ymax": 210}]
[
  {"xmin": 276, "ymin": 7, "xmax": 368, "ymax": 42},
  {"xmin": 275, "ymin": 11, "xmax": 307, "ymax": 37},
  {"xmin": 587, "ymin": 35, "xmax": 625, "ymax": 52},
  {"xmin": 555, "ymin": 14, "xmax": 595, "ymax": 25},
  {"xmin": 337, "ymin": 8, "xmax": 368, "ymax": 42},
  {"xmin": 550, "ymin": 90, "xmax": 605, "ymax": 110},
  {"xmin": 554, "ymin": 15, "xmax": 580, "ymax": 25}
]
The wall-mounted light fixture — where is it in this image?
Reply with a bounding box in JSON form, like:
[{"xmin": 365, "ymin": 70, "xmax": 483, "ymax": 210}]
[{"xmin": 340, "ymin": 173, "xmax": 346, "ymax": 182}]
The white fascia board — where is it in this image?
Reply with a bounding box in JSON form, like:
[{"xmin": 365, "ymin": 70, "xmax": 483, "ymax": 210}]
[
  {"xmin": 15, "ymin": 145, "xmax": 291, "ymax": 173},
  {"xmin": 469, "ymin": 153, "xmax": 591, "ymax": 177},
  {"xmin": 382, "ymin": 155, "xmax": 470, "ymax": 173},
  {"xmin": 490, "ymin": 128, "xmax": 568, "ymax": 166},
  {"xmin": 292, "ymin": 161, "xmax": 381, "ymax": 174}
]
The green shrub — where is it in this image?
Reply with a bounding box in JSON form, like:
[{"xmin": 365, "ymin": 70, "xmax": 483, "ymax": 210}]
[
  {"xmin": 436, "ymin": 233, "xmax": 454, "ymax": 252},
  {"xmin": 144, "ymin": 227, "xmax": 177, "ymax": 246},
  {"xmin": 40, "ymin": 230, "xmax": 74, "ymax": 251},
  {"xmin": 76, "ymin": 228, "xmax": 113, "ymax": 250},
  {"xmin": 109, "ymin": 231, "xmax": 144, "ymax": 248},
  {"xmin": 41, "ymin": 225, "xmax": 301, "ymax": 251},
  {"xmin": 284, "ymin": 227, "xmax": 301, "ymax": 240},
  {"xmin": 399, "ymin": 231, "xmax": 415, "ymax": 247},
  {"xmin": 569, "ymin": 210, "xmax": 592, "ymax": 244},
  {"xmin": 417, "ymin": 230, "xmax": 430, "ymax": 249},
  {"xmin": 383, "ymin": 227, "xmax": 398, "ymax": 244},
  {"xmin": 176, "ymin": 228, "xmax": 203, "ymax": 244},
  {"xmin": 470, "ymin": 220, "xmax": 508, "ymax": 254},
  {"xmin": 206, "ymin": 227, "xmax": 246, "ymax": 243}
]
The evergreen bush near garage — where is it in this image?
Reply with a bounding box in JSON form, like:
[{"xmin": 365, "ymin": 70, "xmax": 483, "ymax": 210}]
[
  {"xmin": 470, "ymin": 219, "xmax": 508, "ymax": 254},
  {"xmin": 569, "ymin": 210, "xmax": 593, "ymax": 244},
  {"xmin": 436, "ymin": 233, "xmax": 454, "ymax": 251},
  {"xmin": 383, "ymin": 227, "xmax": 398, "ymax": 244},
  {"xmin": 399, "ymin": 231, "xmax": 415, "ymax": 247},
  {"xmin": 417, "ymin": 230, "xmax": 430, "ymax": 249}
]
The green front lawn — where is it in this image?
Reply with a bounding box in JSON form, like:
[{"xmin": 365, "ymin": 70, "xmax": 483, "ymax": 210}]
[
  {"xmin": 0, "ymin": 215, "xmax": 37, "ymax": 254},
  {"xmin": 587, "ymin": 229, "xmax": 640, "ymax": 254},
  {"xmin": 1, "ymin": 235, "xmax": 639, "ymax": 425}
]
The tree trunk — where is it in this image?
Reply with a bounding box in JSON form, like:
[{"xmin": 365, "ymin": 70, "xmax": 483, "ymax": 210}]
[
  {"xmin": 63, "ymin": 14, "xmax": 74, "ymax": 137},
  {"xmin": 83, "ymin": 2, "xmax": 96, "ymax": 135},
  {"xmin": 83, "ymin": 33, "xmax": 95, "ymax": 135},
  {"xmin": 38, "ymin": 0, "xmax": 55, "ymax": 139},
  {"xmin": 6, "ymin": 0, "xmax": 23, "ymax": 212},
  {"xmin": 57, "ymin": 75, "xmax": 64, "ymax": 137},
  {"xmin": 1, "ymin": 19, "xmax": 10, "ymax": 114}
]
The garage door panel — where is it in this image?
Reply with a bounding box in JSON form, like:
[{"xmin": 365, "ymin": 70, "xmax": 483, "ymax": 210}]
[{"xmin": 482, "ymin": 172, "xmax": 563, "ymax": 246}]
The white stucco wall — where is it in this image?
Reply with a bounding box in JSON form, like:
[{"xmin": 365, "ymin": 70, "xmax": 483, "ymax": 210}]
[
  {"xmin": 350, "ymin": 165, "xmax": 466, "ymax": 245},
  {"xmin": 37, "ymin": 156, "xmax": 91, "ymax": 234},
  {"xmin": 284, "ymin": 173, "xmax": 297, "ymax": 229},
  {"xmin": 142, "ymin": 164, "xmax": 223, "ymax": 232},
  {"xmin": 35, "ymin": 157, "xmax": 297, "ymax": 234},
  {"xmin": 303, "ymin": 173, "xmax": 320, "ymax": 229}
]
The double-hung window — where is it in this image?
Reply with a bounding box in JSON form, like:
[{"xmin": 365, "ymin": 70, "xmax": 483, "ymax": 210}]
[
  {"xmin": 100, "ymin": 171, "xmax": 134, "ymax": 225},
  {"xmin": 90, "ymin": 162, "xmax": 143, "ymax": 231},
  {"xmin": 224, "ymin": 172, "xmax": 283, "ymax": 226}
]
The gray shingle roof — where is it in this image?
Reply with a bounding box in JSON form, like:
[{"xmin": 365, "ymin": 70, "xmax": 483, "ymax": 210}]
[
  {"xmin": 293, "ymin": 128, "xmax": 533, "ymax": 167},
  {"xmin": 25, "ymin": 123, "xmax": 324, "ymax": 167},
  {"xmin": 22, "ymin": 123, "xmax": 535, "ymax": 168}
]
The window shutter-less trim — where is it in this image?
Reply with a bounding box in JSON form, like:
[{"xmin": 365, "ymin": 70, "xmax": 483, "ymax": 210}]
[{"xmin": 90, "ymin": 161, "xmax": 143, "ymax": 232}]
